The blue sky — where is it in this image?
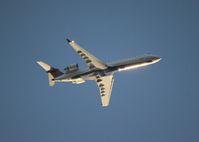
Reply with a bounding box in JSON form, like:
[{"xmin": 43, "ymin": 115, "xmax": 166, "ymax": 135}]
[{"xmin": 0, "ymin": 0, "xmax": 199, "ymax": 142}]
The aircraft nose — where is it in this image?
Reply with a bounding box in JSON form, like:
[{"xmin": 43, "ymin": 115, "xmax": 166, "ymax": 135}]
[{"xmin": 153, "ymin": 56, "xmax": 161, "ymax": 63}]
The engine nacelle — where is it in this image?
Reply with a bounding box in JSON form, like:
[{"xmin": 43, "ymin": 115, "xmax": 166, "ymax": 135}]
[
  {"xmin": 64, "ymin": 64, "xmax": 79, "ymax": 72},
  {"xmin": 72, "ymin": 78, "xmax": 85, "ymax": 84}
]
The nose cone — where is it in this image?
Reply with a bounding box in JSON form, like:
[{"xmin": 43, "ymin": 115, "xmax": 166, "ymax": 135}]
[{"xmin": 153, "ymin": 56, "xmax": 161, "ymax": 63}]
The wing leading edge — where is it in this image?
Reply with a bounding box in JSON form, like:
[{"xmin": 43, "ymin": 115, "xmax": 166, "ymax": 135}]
[
  {"xmin": 96, "ymin": 75, "xmax": 114, "ymax": 107},
  {"xmin": 67, "ymin": 39, "xmax": 114, "ymax": 107},
  {"xmin": 67, "ymin": 39, "xmax": 108, "ymax": 69}
]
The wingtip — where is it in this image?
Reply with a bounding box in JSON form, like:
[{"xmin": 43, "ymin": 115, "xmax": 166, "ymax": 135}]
[
  {"xmin": 102, "ymin": 103, "xmax": 109, "ymax": 107},
  {"xmin": 36, "ymin": 61, "xmax": 42, "ymax": 64},
  {"xmin": 66, "ymin": 38, "xmax": 72, "ymax": 43}
]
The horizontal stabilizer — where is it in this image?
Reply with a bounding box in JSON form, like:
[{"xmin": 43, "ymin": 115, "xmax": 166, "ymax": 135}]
[
  {"xmin": 37, "ymin": 61, "xmax": 63, "ymax": 86},
  {"xmin": 37, "ymin": 61, "xmax": 51, "ymax": 71}
]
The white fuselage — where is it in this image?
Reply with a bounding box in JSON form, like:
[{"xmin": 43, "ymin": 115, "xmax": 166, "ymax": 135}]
[{"xmin": 54, "ymin": 55, "xmax": 161, "ymax": 84}]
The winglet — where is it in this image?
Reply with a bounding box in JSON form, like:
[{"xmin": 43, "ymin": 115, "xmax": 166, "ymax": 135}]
[{"xmin": 66, "ymin": 38, "xmax": 72, "ymax": 43}]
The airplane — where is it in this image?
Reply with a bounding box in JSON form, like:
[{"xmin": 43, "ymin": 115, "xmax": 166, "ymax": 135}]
[{"xmin": 37, "ymin": 38, "xmax": 161, "ymax": 107}]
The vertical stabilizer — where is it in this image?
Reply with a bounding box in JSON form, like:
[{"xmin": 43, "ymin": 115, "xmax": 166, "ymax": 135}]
[
  {"xmin": 37, "ymin": 61, "xmax": 63, "ymax": 86},
  {"xmin": 48, "ymin": 73, "xmax": 55, "ymax": 86}
]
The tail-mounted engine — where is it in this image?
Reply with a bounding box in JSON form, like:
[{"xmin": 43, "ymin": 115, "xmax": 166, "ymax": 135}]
[{"xmin": 64, "ymin": 64, "xmax": 79, "ymax": 73}]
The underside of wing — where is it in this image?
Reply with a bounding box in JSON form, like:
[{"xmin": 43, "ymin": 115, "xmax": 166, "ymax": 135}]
[
  {"xmin": 67, "ymin": 39, "xmax": 108, "ymax": 69},
  {"xmin": 95, "ymin": 75, "xmax": 114, "ymax": 107}
]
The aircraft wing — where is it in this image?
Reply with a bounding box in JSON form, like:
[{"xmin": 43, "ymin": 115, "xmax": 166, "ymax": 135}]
[
  {"xmin": 95, "ymin": 75, "xmax": 114, "ymax": 107},
  {"xmin": 67, "ymin": 39, "xmax": 108, "ymax": 69}
]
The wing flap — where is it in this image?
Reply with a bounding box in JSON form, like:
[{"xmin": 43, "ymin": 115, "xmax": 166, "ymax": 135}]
[
  {"xmin": 96, "ymin": 75, "xmax": 114, "ymax": 107},
  {"xmin": 67, "ymin": 40, "xmax": 107, "ymax": 69}
]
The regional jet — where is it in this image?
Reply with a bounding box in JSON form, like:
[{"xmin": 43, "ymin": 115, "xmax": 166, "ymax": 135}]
[{"xmin": 37, "ymin": 39, "xmax": 161, "ymax": 107}]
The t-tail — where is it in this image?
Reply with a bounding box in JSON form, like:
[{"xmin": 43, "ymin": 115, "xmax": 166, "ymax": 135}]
[{"xmin": 36, "ymin": 61, "xmax": 63, "ymax": 86}]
